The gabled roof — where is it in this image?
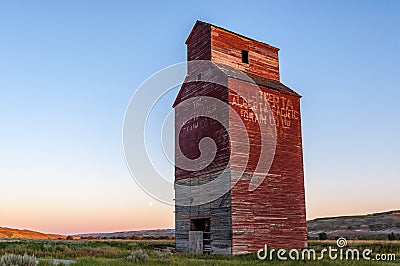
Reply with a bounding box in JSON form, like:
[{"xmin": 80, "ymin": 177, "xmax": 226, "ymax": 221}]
[
  {"xmin": 186, "ymin": 20, "xmax": 280, "ymax": 52},
  {"xmin": 173, "ymin": 63, "xmax": 300, "ymax": 107},
  {"xmin": 185, "ymin": 20, "xmax": 209, "ymax": 44},
  {"xmin": 216, "ymin": 64, "xmax": 301, "ymax": 97},
  {"xmin": 248, "ymin": 75, "xmax": 301, "ymax": 97}
]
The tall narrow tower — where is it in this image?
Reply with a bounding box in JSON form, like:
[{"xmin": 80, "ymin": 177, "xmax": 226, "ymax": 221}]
[{"xmin": 174, "ymin": 21, "xmax": 307, "ymax": 255}]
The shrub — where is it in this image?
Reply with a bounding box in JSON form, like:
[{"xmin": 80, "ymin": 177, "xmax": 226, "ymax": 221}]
[
  {"xmin": 155, "ymin": 249, "xmax": 173, "ymax": 260},
  {"xmin": 318, "ymin": 232, "xmax": 328, "ymax": 240},
  {"xmin": 0, "ymin": 253, "xmax": 37, "ymax": 266},
  {"xmin": 126, "ymin": 249, "xmax": 149, "ymax": 263}
]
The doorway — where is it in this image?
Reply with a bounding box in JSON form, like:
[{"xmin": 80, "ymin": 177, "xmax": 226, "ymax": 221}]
[{"xmin": 189, "ymin": 218, "xmax": 211, "ymax": 254}]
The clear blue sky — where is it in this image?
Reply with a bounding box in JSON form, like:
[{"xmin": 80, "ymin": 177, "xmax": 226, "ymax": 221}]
[{"xmin": 0, "ymin": 1, "xmax": 399, "ymax": 234}]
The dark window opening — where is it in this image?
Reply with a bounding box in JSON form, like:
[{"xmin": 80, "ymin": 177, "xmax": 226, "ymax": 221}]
[
  {"xmin": 197, "ymin": 73, "xmax": 202, "ymax": 81},
  {"xmin": 190, "ymin": 218, "xmax": 210, "ymax": 232},
  {"xmin": 242, "ymin": 50, "xmax": 249, "ymax": 64}
]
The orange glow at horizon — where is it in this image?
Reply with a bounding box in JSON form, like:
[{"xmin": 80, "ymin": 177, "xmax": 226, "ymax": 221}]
[{"xmin": 1, "ymin": 201, "xmax": 174, "ymax": 235}]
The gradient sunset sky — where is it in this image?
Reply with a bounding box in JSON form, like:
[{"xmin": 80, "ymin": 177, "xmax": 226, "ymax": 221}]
[{"xmin": 0, "ymin": 1, "xmax": 399, "ymax": 235}]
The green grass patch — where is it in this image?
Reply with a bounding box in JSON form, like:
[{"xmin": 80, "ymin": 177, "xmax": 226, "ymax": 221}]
[{"xmin": 0, "ymin": 240, "xmax": 399, "ymax": 265}]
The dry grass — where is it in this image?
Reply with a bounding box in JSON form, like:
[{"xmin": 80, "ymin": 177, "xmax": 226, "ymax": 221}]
[{"xmin": 0, "ymin": 240, "xmax": 398, "ymax": 265}]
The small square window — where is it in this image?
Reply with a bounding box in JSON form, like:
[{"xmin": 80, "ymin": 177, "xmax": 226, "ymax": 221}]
[{"xmin": 242, "ymin": 50, "xmax": 249, "ymax": 64}]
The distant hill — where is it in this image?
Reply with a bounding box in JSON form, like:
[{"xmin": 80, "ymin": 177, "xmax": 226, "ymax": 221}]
[
  {"xmin": 75, "ymin": 229, "xmax": 175, "ymax": 239},
  {"xmin": 0, "ymin": 227, "xmax": 66, "ymax": 240},
  {"xmin": 307, "ymin": 210, "xmax": 400, "ymax": 239},
  {"xmin": 2, "ymin": 210, "xmax": 400, "ymax": 241},
  {"xmin": 75, "ymin": 210, "xmax": 400, "ymax": 240}
]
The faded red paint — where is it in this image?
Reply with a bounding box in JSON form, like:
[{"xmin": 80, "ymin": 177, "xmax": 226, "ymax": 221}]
[
  {"xmin": 175, "ymin": 21, "xmax": 307, "ymax": 255},
  {"xmin": 229, "ymin": 78, "xmax": 306, "ymax": 253}
]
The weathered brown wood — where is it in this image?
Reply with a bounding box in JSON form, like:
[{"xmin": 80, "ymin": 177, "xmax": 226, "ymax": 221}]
[
  {"xmin": 211, "ymin": 26, "xmax": 280, "ymax": 81},
  {"xmin": 175, "ymin": 21, "xmax": 307, "ymax": 255}
]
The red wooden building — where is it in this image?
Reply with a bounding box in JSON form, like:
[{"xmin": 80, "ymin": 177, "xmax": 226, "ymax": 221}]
[{"xmin": 174, "ymin": 21, "xmax": 307, "ymax": 255}]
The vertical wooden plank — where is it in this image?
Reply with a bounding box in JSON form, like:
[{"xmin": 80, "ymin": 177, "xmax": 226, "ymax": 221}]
[{"xmin": 189, "ymin": 231, "xmax": 203, "ymax": 254}]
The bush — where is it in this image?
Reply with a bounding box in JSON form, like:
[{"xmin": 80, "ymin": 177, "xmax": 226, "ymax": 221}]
[
  {"xmin": 318, "ymin": 232, "xmax": 328, "ymax": 240},
  {"xmin": 155, "ymin": 249, "xmax": 173, "ymax": 260},
  {"xmin": 0, "ymin": 253, "xmax": 37, "ymax": 266},
  {"xmin": 126, "ymin": 249, "xmax": 149, "ymax": 263}
]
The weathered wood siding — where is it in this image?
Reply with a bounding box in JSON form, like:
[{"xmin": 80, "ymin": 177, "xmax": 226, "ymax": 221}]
[
  {"xmin": 175, "ymin": 171, "xmax": 232, "ymax": 254},
  {"xmin": 175, "ymin": 21, "xmax": 307, "ymax": 255},
  {"xmin": 186, "ymin": 22, "xmax": 211, "ymax": 61},
  {"xmin": 175, "ymin": 74, "xmax": 233, "ymax": 254},
  {"xmin": 189, "ymin": 231, "xmax": 203, "ymax": 254},
  {"xmin": 228, "ymin": 78, "xmax": 307, "ymax": 254},
  {"xmin": 210, "ymin": 26, "xmax": 280, "ymax": 81}
]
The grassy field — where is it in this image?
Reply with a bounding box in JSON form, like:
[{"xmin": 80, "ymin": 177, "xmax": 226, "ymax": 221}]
[{"xmin": 0, "ymin": 240, "xmax": 399, "ymax": 265}]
